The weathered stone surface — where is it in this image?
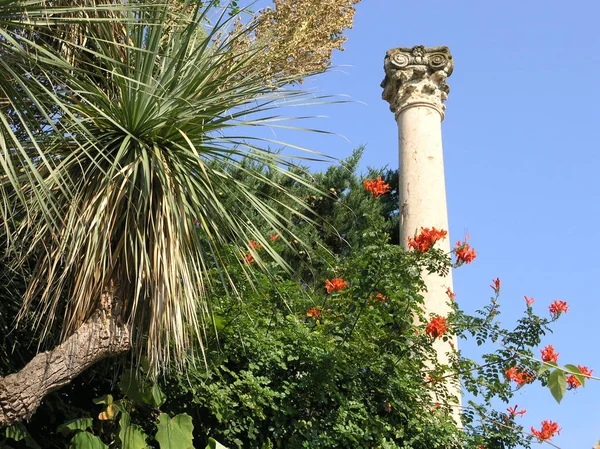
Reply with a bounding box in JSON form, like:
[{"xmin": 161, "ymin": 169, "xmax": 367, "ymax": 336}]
[
  {"xmin": 381, "ymin": 45, "xmax": 453, "ymax": 119},
  {"xmin": 382, "ymin": 45, "xmax": 460, "ymax": 420}
]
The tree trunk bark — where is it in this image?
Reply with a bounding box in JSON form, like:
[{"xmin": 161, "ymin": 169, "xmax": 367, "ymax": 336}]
[{"xmin": 0, "ymin": 301, "xmax": 131, "ymax": 427}]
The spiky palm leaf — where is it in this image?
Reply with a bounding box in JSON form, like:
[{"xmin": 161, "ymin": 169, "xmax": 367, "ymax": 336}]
[{"xmin": 2, "ymin": 2, "xmax": 333, "ymax": 374}]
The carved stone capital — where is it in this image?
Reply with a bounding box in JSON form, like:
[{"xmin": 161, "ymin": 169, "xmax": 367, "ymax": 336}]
[{"xmin": 381, "ymin": 45, "xmax": 453, "ymax": 119}]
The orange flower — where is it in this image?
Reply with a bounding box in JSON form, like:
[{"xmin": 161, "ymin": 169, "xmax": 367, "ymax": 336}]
[
  {"xmin": 368, "ymin": 292, "xmax": 387, "ymax": 305},
  {"xmin": 549, "ymin": 300, "xmax": 569, "ymax": 318},
  {"xmin": 524, "ymin": 296, "xmax": 535, "ymax": 307},
  {"xmin": 541, "ymin": 345, "xmax": 559, "ymax": 363},
  {"xmin": 249, "ymin": 240, "xmax": 263, "ymax": 250},
  {"xmin": 244, "ymin": 253, "xmax": 255, "ymax": 264},
  {"xmin": 454, "ymin": 235, "xmax": 476, "ymax": 265},
  {"xmin": 505, "ymin": 366, "xmax": 534, "ymax": 385},
  {"xmin": 325, "ymin": 278, "xmax": 348, "ymax": 293},
  {"xmin": 425, "ymin": 316, "xmax": 448, "ymax": 339},
  {"xmin": 490, "ymin": 278, "xmax": 500, "ymax": 293},
  {"xmin": 306, "ymin": 307, "xmax": 321, "ymax": 319},
  {"xmin": 269, "ymin": 233, "xmax": 280, "ymax": 241},
  {"xmin": 507, "ymin": 405, "xmax": 527, "ymax": 418},
  {"xmin": 446, "ymin": 287, "xmax": 456, "ymax": 301},
  {"xmin": 566, "ymin": 365, "xmax": 593, "ymax": 389},
  {"xmin": 407, "ymin": 227, "xmax": 448, "ymax": 253},
  {"xmin": 531, "ymin": 420, "xmax": 561, "ymax": 441},
  {"xmin": 363, "ymin": 177, "xmax": 391, "ymax": 197}
]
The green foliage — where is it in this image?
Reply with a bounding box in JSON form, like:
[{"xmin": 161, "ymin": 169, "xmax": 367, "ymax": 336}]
[
  {"xmin": 4, "ymin": 423, "xmax": 40, "ymax": 449},
  {"xmin": 1, "ymin": 150, "xmax": 588, "ymax": 448},
  {"xmin": 155, "ymin": 414, "xmax": 194, "ymax": 449},
  {"xmin": 68, "ymin": 432, "xmax": 108, "ymax": 449}
]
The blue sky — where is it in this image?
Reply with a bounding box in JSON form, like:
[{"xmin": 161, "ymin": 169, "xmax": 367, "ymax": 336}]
[{"xmin": 258, "ymin": 1, "xmax": 600, "ymax": 447}]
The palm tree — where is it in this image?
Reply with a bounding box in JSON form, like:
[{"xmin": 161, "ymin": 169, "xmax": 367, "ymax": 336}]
[{"xmin": 0, "ymin": 0, "xmax": 353, "ymax": 426}]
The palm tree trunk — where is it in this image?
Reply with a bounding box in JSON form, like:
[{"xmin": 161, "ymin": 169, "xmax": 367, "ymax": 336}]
[{"xmin": 0, "ymin": 295, "xmax": 130, "ymax": 427}]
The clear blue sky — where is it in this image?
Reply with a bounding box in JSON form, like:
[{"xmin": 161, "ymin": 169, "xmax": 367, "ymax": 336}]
[{"xmin": 257, "ymin": 1, "xmax": 600, "ymax": 447}]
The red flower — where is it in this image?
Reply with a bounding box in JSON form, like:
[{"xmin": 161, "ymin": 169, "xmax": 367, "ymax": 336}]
[
  {"xmin": 425, "ymin": 316, "xmax": 448, "ymax": 339},
  {"xmin": 490, "ymin": 278, "xmax": 501, "ymax": 293},
  {"xmin": 244, "ymin": 253, "xmax": 255, "ymax": 264},
  {"xmin": 541, "ymin": 345, "xmax": 559, "ymax": 363},
  {"xmin": 549, "ymin": 300, "xmax": 569, "ymax": 318},
  {"xmin": 249, "ymin": 240, "xmax": 263, "ymax": 250},
  {"xmin": 507, "ymin": 404, "xmax": 527, "ymax": 418},
  {"xmin": 325, "ymin": 278, "xmax": 348, "ymax": 293},
  {"xmin": 524, "ymin": 296, "xmax": 535, "ymax": 307},
  {"xmin": 566, "ymin": 365, "xmax": 593, "ymax": 389},
  {"xmin": 454, "ymin": 235, "xmax": 477, "ymax": 265},
  {"xmin": 505, "ymin": 366, "xmax": 534, "ymax": 385},
  {"xmin": 269, "ymin": 233, "xmax": 280, "ymax": 241},
  {"xmin": 407, "ymin": 227, "xmax": 448, "ymax": 253},
  {"xmin": 306, "ymin": 307, "xmax": 321, "ymax": 319},
  {"xmin": 193, "ymin": 219, "xmax": 201, "ymax": 229},
  {"xmin": 446, "ymin": 287, "xmax": 456, "ymax": 301},
  {"xmin": 369, "ymin": 292, "xmax": 387, "ymax": 305},
  {"xmin": 531, "ymin": 420, "xmax": 561, "ymax": 441},
  {"xmin": 363, "ymin": 177, "xmax": 391, "ymax": 197}
]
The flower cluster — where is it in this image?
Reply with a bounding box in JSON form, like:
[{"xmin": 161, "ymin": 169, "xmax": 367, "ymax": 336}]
[
  {"xmin": 531, "ymin": 420, "xmax": 561, "ymax": 441},
  {"xmin": 540, "ymin": 345, "xmax": 559, "ymax": 363},
  {"xmin": 506, "ymin": 404, "xmax": 527, "ymax": 418},
  {"xmin": 407, "ymin": 227, "xmax": 448, "ymax": 253},
  {"xmin": 306, "ymin": 307, "xmax": 321, "ymax": 319},
  {"xmin": 325, "ymin": 278, "xmax": 348, "ymax": 293},
  {"xmin": 363, "ymin": 177, "xmax": 391, "ymax": 197},
  {"xmin": 490, "ymin": 277, "xmax": 500, "ymax": 293},
  {"xmin": 368, "ymin": 292, "xmax": 387, "ymax": 306},
  {"xmin": 505, "ymin": 366, "xmax": 534, "ymax": 386},
  {"xmin": 249, "ymin": 240, "xmax": 263, "ymax": 250},
  {"xmin": 454, "ymin": 235, "xmax": 477, "ymax": 265},
  {"xmin": 549, "ymin": 299, "xmax": 569, "ymax": 318},
  {"xmin": 567, "ymin": 365, "xmax": 593, "ymax": 389},
  {"xmin": 425, "ymin": 316, "xmax": 448, "ymax": 339}
]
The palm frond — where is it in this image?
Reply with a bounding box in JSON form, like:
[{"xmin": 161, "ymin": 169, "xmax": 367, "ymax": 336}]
[{"xmin": 4, "ymin": 2, "xmax": 338, "ymax": 374}]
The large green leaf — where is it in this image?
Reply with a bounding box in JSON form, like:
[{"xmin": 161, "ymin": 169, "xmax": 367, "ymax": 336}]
[
  {"xmin": 548, "ymin": 369, "xmax": 567, "ymax": 404},
  {"xmin": 206, "ymin": 438, "xmax": 229, "ymax": 449},
  {"xmin": 155, "ymin": 413, "xmax": 194, "ymax": 449},
  {"xmin": 57, "ymin": 418, "xmax": 94, "ymax": 437},
  {"xmin": 120, "ymin": 370, "xmax": 154, "ymax": 406},
  {"xmin": 4, "ymin": 423, "xmax": 40, "ymax": 449},
  {"xmin": 69, "ymin": 432, "xmax": 108, "ymax": 449},
  {"xmin": 119, "ymin": 411, "xmax": 149, "ymax": 449}
]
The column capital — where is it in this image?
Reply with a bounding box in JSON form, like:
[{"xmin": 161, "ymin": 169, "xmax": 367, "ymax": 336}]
[{"xmin": 381, "ymin": 45, "xmax": 453, "ymax": 119}]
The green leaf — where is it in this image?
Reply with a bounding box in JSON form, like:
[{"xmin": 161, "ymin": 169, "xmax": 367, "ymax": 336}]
[
  {"xmin": 537, "ymin": 362, "xmax": 551, "ymax": 376},
  {"xmin": 206, "ymin": 438, "xmax": 229, "ymax": 449},
  {"xmin": 57, "ymin": 418, "xmax": 94, "ymax": 437},
  {"xmin": 548, "ymin": 369, "xmax": 567, "ymax": 403},
  {"xmin": 93, "ymin": 394, "xmax": 113, "ymax": 405},
  {"xmin": 4, "ymin": 423, "xmax": 41, "ymax": 449},
  {"xmin": 69, "ymin": 432, "xmax": 108, "ymax": 449},
  {"xmin": 151, "ymin": 383, "xmax": 166, "ymax": 408},
  {"xmin": 564, "ymin": 363, "xmax": 586, "ymax": 387},
  {"xmin": 155, "ymin": 413, "xmax": 194, "ymax": 449},
  {"xmin": 119, "ymin": 411, "xmax": 150, "ymax": 449},
  {"xmin": 120, "ymin": 370, "xmax": 153, "ymax": 406}
]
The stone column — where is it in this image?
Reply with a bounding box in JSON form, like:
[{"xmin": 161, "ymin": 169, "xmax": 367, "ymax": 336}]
[{"xmin": 381, "ymin": 45, "xmax": 460, "ymax": 412}]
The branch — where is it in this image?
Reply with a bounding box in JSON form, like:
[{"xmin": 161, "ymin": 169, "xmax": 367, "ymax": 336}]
[{"xmin": 0, "ymin": 299, "xmax": 131, "ymax": 427}]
